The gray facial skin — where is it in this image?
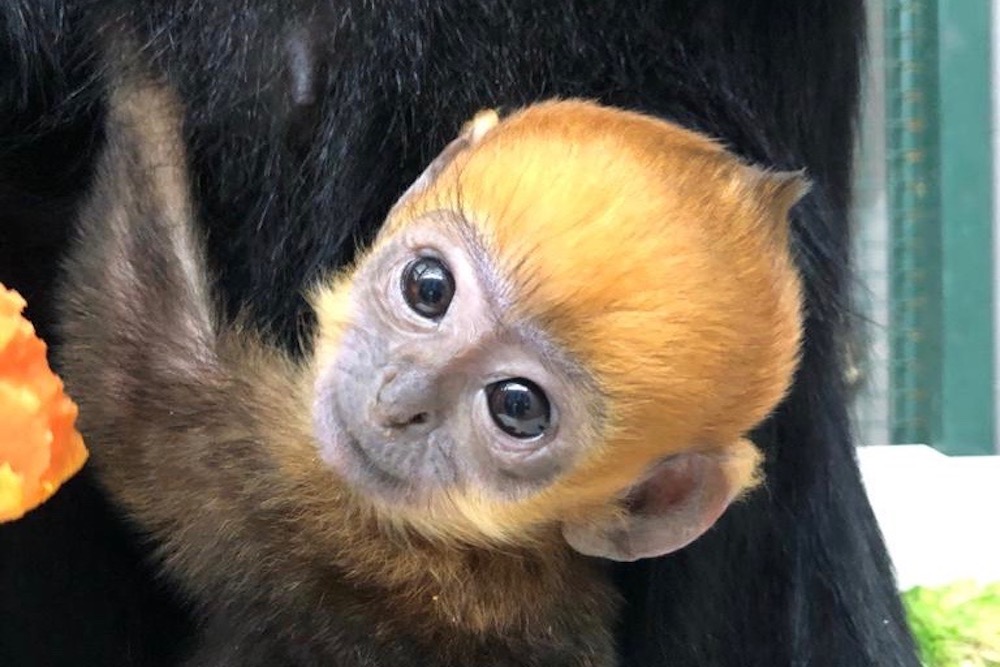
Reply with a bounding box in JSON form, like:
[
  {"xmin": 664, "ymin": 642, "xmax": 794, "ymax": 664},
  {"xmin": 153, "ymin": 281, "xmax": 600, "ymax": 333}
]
[{"xmin": 313, "ymin": 212, "xmax": 602, "ymax": 507}]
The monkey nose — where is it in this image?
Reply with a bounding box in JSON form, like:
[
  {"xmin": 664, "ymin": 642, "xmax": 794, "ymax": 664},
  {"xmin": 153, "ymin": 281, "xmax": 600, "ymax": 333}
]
[{"xmin": 371, "ymin": 365, "xmax": 439, "ymax": 432}]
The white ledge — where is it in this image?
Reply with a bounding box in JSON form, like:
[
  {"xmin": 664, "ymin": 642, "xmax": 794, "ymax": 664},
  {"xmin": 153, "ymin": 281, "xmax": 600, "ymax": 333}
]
[{"xmin": 857, "ymin": 445, "xmax": 1000, "ymax": 590}]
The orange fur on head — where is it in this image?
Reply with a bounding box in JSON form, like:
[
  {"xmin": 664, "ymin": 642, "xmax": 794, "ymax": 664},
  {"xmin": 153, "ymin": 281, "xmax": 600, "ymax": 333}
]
[{"xmin": 385, "ymin": 100, "xmax": 805, "ymax": 528}]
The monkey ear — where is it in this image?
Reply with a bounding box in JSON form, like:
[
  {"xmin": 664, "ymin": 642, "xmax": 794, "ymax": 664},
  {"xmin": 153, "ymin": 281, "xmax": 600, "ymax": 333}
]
[
  {"xmin": 561, "ymin": 438, "xmax": 761, "ymax": 562},
  {"xmin": 391, "ymin": 109, "xmax": 500, "ymax": 209},
  {"xmin": 765, "ymin": 169, "xmax": 811, "ymax": 211},
  {"xmin": 750, "ymin": 168, "xmax": 811, "ymax": 216}
]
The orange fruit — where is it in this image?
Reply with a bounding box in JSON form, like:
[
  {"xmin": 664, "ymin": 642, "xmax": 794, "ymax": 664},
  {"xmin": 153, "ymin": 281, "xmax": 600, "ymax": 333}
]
[{"xmin": 0, "ymin": 284, "xmax": 88, "ymax": 522}]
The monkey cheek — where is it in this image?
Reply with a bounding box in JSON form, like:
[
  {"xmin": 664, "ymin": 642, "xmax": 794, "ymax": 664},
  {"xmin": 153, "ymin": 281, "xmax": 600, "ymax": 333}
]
[
  {"xmin": 312, "ymin": 360, "xmax": 373, "ymax": 483},
  {"xmin": 311, "ymin": 372, "xmax": 356, "ymax": 480},
  {"xmin": 484, "ymin": 446, "xmax": 565, "ymax": 493}
]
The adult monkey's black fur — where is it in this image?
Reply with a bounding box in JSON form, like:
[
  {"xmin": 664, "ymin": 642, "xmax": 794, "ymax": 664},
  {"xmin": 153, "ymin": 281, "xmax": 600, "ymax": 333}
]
[{"xmin": 0, "ymin": 1, "xmax": 919, "ymax": 666}]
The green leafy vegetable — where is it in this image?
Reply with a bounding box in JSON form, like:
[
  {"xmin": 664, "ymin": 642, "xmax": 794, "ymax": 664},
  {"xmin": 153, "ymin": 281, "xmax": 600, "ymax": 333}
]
[{"xmin": 903, "ymin": 581, "xmax": 1000, "ymax": 666}]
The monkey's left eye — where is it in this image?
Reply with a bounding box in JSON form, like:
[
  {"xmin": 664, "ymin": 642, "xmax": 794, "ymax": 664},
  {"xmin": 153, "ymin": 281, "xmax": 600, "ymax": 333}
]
[
  {"xmin": 486, "ymin": 379, "xmax": 551, "ymax": 439},
  {"xmin": 402, "ymin": 257, "xmax": 455, "ymax": 320}
]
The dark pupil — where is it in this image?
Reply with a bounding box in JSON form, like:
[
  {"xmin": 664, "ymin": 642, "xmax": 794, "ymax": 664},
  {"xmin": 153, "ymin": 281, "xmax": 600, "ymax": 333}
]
[
  {"xmin": 402, "ymin": 257, "xmax": 455, "ymax": 319},
  {"xmin": 486, "ymin": 379, "xmax": 551, "ymax": 439}
]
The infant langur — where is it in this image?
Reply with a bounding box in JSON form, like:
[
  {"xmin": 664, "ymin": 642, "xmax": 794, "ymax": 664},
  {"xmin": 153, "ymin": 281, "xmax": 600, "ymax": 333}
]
[{"xmin": 58, "ymin": 77, "xmax": 805, "ymax": 666}]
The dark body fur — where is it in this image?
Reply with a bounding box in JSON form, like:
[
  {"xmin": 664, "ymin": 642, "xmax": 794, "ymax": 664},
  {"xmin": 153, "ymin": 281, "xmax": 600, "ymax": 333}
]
[
  {"xmin": 53, "ymin": 74, "xmax": 619, "ymax": 667},
  {"xmin": 0, "ymin": 1, "xmax": 920, "ymax": 666}
]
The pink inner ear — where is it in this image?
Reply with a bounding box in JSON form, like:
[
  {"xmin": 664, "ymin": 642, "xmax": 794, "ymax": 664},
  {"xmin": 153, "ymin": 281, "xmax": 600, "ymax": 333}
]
[
  {"xmin": 625, "ymin": 455, "xmax": 702, "ymax": 516},
  {"xmin": 563, "ymin": 451, "xmax": 745, "ymax": 562}
]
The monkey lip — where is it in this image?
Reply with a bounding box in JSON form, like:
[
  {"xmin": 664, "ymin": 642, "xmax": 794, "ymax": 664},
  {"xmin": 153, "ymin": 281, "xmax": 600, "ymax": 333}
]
[
  {"xmin": 324, "ymin": 413, "xmax": 403, "ymax": 483},
  {"xmin": 326, "ymin": 411, "xmax": 461, "ymax": 509},
  {"xmin": 313, "ymin": 368, "xmax": 405, "ymax": 495},
  {"xmin": 318, "ymin": 404, "xmax": 429, "ymax": 506},
  {"xmin": 342, "ymin": 427, "xmax": 409, "ymax": 489}
]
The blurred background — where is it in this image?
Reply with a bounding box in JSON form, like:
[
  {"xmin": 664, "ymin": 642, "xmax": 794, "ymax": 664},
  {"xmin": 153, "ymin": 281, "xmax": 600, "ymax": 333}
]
[
  {"xmin": 851, "ymin": 4, "xmax": 999, "ymax": 662},
  {"xmin": 852, "ymin": 0, "xmax": 995, "ymax": 456}
]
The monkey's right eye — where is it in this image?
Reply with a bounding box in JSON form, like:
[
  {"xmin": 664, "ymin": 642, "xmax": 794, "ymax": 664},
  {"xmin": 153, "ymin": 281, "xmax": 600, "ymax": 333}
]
[
  {"xmin": 401, "ymin": 257, "xmax": 455, "ymax": 320},
  {"xmin": 486, "ymin": 379, "xmax": 551, "ymax": 439}
]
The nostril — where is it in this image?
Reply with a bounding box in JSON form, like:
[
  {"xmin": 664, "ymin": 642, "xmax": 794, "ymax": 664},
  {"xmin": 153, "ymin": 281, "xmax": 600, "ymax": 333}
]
[
  {"xmin": 381, "ymin": 410, "xmax": 431, "ymax": 429},
  {"xmin": 372, "ymin": 364, "xmax": 437, "ymax": 431},
  {"xmin": 380, "ymin": 366, "xmax": 399, "ymax": 386}
]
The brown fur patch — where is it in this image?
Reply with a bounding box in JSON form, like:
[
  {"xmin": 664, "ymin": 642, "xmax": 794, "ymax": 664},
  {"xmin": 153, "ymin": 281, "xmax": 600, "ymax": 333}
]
[{"xmin": 58, "ymin": 79, "xmax": 619, "ymax": 664}]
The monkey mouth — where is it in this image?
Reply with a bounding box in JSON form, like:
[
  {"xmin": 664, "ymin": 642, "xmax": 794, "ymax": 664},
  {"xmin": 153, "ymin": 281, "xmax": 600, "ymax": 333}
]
[
  {"xmin": 328, "ymin": 412, "xmax": 461, "ymax": 509},
  {"xmin": 340, "ymin": 425, "xmax": 410, "ymax": 491},
  {"xmin": 321, "ymin": 404, "xmax": 431, "ymax": 506},
  {"xmin": 314, "ymin": 367, "xmax": 450, "ymax": 506},
  {"xmin": 313, "ymin": 368, "xmax": 387, "ymax": 483}
]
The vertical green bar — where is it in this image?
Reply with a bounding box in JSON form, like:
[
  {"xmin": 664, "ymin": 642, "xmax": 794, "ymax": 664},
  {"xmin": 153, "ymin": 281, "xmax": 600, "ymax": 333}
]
[
  {"xmin": 937, "ymin": 0, "xmax": 995, "ymax": 454},
  {"xmin": 886, "ymin": 0, "xmax": 943, "ymax": 445}
]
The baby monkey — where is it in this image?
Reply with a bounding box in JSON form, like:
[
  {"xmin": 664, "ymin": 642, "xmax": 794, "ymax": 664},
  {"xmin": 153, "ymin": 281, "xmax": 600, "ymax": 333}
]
[{"xmin": 58, "ymin": 71, "xmax": 805, "ymax": 666}]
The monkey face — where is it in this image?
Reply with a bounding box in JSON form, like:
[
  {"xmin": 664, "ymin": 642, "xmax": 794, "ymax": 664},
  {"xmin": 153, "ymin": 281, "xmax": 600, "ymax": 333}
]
[
  {"xmin": 307, "ymin": 99, "xmax": 806, "ymax": 551},
  {"xmin": 312, "ymin": 213, "xmax": 605, "ymax": 516}
]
